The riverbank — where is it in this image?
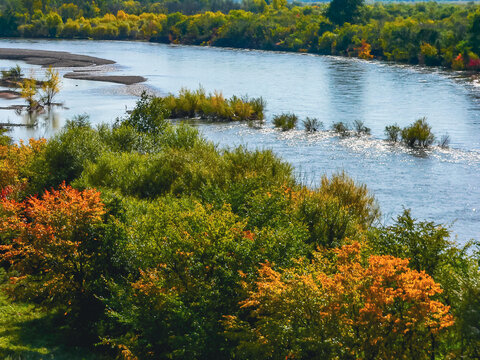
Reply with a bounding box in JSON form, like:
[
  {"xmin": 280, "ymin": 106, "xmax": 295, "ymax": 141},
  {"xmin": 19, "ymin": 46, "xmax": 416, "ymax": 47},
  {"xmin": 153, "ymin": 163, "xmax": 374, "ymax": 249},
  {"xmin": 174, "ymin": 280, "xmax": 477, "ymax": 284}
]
[{"xmin": 2, "ymin": 2, "xmax": 480, "ymax": 71}]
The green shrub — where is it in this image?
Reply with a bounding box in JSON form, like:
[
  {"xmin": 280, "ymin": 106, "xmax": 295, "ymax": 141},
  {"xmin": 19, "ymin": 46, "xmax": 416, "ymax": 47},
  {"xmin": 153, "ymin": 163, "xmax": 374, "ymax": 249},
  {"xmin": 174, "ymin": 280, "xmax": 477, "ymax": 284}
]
[
  {"xmin": 30, "ymin": 117, "xmax": 105, "ymax": 191},
  {"xmin": 332, "ymin": 121, "xmax": 350, "ymax": 137},
  {"xmin": 296, "ymin": 172, "xmax": 379, "ymax": 247},
  {"xmin": 77, "ymin": 141, "xmax": 222, "ymax": 198},
  {"xmin": 102, "ymin": 198, "xmax": 307, "ymax": 359},
  {"xmin": 385, "ymin": 124, "xmax": 401, "ymax": 142},
  {"xmin": 303, "ymin": 117, "xmax": 322, "ymax": 132},
  {"xmin": 118, "ymin": 92, "xmax": 170, "ymax": 135},
  {"xmin": 273, "ymin": 113, "xmax": 298, "ymax": 131},
  {"xmin": 369, "ymin": 209, "xmax": 455, "ymax": 276},
  {"xmin": 1, "ymin": 65, "xmax": 23, "ymax": 83},
  {"xmin": 401, "ymin": 117, "xmax": 435, "ymax": 148},
  {"xmin": 0, "ymin": 126, "xmax": 11, "ymax": 146},
  {"xmin": 353, "ymin": 119, "xmax": 370, "ymax": 135}
]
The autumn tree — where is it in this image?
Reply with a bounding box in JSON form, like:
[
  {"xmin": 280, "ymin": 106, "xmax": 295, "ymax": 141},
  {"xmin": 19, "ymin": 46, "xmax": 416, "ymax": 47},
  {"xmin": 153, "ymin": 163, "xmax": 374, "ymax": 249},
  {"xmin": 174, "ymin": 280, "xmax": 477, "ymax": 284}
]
[
  {"xmin": 19, "ymin": 76, "xmax": 38, "ymax": 112},
  {"xmin": 225, "ymin": 242, "xmax": 454, "ymax": 359},
  {"xmin": 0, "ymin": 183, "xmax": 106, "ymax": 326},
  {"xmin": 0, "ymin": 137, "xmax": 46, "ymax": 197},
  {"xmin": 40, "ymin": 66, "xmax": 61, "ymax": 106}
]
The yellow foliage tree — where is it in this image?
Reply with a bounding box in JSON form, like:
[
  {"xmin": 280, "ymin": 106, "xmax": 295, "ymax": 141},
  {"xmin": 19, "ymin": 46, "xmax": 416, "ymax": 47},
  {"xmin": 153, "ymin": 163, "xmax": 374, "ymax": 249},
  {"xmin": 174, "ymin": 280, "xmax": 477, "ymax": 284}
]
[
  {"xmin": 41, "ymin": 66, "xmax": 61, "ymax": 106},
  {"xmin": 225, "ymin": 242, "xmax": 454, "ymax": 359},
  {"xmin": 19, "ymin": 76, "xmax": 38, "ymax": 111}
]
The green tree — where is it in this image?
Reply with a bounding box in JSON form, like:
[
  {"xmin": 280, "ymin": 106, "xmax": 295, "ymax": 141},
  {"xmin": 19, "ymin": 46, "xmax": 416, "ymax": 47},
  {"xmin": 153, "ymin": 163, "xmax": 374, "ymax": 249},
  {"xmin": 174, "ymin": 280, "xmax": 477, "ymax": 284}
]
[
  {"xmin": 45, "ymin": 11, "xmax": 62, "ymax": 37},
  {"xmin": 326, "ymin": 0, "xmax": 364, "ymax": 25}
]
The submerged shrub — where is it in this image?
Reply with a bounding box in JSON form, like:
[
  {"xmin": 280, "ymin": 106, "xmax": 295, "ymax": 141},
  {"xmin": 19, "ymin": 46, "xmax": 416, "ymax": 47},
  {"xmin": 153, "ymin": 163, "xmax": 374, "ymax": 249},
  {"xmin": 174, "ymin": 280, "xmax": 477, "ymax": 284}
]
[
  {"xmin": 332, "ymin": 121, "xmax": 349, "ymax": 137},
  {"xmin": 385, "ymin": 124, "xmax": 401, "ymax": 142},
  {"xmin": 353, "ymin": 119, "xmax": 370, "ymax": 135},
  {"xmin": 401, "ymin": 117, "xmax": 435, "ymax": 148},
  {"xmin": 1, "ymin": 64, "xmax": 23, "ymax": 83},
  {"xmin": 303, "ymin": 117, "xmax": 323, "ymax": 132},
  {"xmin": 249, "ymin": 97, "xmax": 266, "ymax": 120},
  {"xmin": 273, "ymin": 113, "xmax": 298, "ymax": 131},
  {"xmin": 438, "ymin": 134, "xmax": 450, "ymax": 148}
]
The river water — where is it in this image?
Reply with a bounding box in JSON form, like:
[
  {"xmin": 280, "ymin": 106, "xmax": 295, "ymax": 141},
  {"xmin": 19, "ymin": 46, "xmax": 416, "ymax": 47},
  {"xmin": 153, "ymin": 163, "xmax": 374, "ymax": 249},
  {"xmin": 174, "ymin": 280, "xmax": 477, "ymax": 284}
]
[{"xmin": 1, "ymin": 38, "xmax": 479, "ymax": 242}]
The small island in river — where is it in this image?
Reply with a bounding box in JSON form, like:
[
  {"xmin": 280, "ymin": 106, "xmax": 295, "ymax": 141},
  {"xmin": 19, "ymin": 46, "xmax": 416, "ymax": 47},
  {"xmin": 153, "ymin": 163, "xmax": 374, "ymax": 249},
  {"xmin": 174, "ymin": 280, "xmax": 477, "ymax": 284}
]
[{"xmin": 0, "ymin": 48, "xmax": 146, "ymax": 85}]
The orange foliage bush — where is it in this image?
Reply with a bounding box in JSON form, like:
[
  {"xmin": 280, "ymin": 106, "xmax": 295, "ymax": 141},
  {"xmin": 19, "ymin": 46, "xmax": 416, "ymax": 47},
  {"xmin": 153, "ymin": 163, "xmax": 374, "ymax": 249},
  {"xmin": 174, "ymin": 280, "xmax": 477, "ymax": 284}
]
[
  {"xmin": 0, "ymin": 182, "xmax": 105, "ymax": 308},
  {"xmin": 356, "ymin": 39, "xmax": 374, "ymax": 60},
  {"xmin": 225, "ymin": 242, "xmax": 454, "ymax": 359}
]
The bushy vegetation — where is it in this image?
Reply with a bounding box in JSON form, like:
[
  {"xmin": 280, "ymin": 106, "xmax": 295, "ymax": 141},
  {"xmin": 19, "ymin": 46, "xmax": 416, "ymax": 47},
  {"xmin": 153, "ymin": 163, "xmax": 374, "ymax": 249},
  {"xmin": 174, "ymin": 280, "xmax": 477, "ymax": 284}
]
[
  {"xmin": 353, "ymin": 119, "xmax": 370, "ymax": 135},
  {"xmin": 303, "ymin": 117, "xmax": 322, "ymax": 132},
  {"xmin": 164, "ymin": 88, "xmax": 265, "ymax": 121},
  {"xmin": 332, "ymin": 120, "xmax": 349, "ymax": 137},
  {"xmin": 384, "ymin": 123, "xmax": 401, "ymax": 142},
  {"xmin": 0, "ymin": 94, "xmax": 479, "ymax": 359},
  {"xmin": 273, "ymin": 113, "xmax": 298, "ymax": 131},
  {"xmin": 4, "ymin": 1, "xmax": 480, "ymax": 71},
  {"xmin": 401, "ymin": 117, "xmax": 435, "ymax": 148},
  {"xmin": 1, "ymin": 64, "xmax": 23, "ymax": 83},
  {"xmin": 385, "ymin": 117, "xmax": 436, "ymax": 148},
  {"xmin": 123, "ymin": 89, "xmax": 265, "ymax": 124}
]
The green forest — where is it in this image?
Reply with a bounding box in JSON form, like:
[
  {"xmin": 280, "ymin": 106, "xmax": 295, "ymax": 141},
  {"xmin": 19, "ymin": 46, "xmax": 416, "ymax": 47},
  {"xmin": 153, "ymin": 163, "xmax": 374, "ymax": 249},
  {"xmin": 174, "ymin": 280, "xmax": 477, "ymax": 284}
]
[
  {"xmin": 3, "ymin": 0, "xmax": 480, "ymax": 69},
  {"xmin": 1, "ymin": 94, "xmax": 480, "ymax": 359}
]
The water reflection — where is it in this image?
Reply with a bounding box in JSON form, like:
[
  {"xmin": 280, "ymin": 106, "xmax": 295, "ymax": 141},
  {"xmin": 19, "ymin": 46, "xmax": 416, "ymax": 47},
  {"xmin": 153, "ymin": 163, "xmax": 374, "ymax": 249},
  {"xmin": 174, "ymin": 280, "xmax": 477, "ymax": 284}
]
[{"xmin": 325, "ymin": 59, "xmax": 366, "ymax": 125}]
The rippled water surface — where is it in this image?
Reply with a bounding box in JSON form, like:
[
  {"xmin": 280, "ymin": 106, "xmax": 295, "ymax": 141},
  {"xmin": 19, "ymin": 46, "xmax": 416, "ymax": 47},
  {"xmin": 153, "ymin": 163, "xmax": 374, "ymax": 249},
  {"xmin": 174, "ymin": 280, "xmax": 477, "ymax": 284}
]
[{"xmin": 1, "ymin": 39, "xmax": 479, "ymax": 242}]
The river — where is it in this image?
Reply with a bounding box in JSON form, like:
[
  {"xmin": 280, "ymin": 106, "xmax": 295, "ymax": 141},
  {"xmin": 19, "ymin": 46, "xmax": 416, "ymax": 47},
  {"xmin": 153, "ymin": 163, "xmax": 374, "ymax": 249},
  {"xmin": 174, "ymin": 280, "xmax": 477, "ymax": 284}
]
[{"xmin": 1, "ymin": 38, "xmax": 479, "ymax": 242}]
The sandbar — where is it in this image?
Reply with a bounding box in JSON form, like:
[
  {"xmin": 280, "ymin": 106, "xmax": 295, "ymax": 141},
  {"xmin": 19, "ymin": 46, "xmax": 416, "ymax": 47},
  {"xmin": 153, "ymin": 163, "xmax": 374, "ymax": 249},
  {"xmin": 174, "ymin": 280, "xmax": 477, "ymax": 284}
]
[
  {"xmin": 64, "ymin": 72, "xmax": 146, "ymax": 85},
  {"xmin": 0, "ymin": 48, "xmax": 114, "ymax": 67},
  {"xmin": 0, "ymin": 48, "xmax": 146, "ymax": 85}
]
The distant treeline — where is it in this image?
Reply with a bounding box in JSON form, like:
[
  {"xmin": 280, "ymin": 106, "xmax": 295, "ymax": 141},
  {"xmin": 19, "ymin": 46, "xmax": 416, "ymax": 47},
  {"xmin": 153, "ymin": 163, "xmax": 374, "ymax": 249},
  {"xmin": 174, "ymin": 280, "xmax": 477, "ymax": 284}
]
[{"xmin": 2, "ymin": 0, "xmax": 480, "ymax": 70}]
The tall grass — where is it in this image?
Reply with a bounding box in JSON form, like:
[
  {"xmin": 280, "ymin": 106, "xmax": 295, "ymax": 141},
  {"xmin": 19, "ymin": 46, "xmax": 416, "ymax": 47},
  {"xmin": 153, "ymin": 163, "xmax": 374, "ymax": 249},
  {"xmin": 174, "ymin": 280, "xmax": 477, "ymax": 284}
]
[
  {"xmin": 164, "ymin": 87, "xmax": 265, "ymax": 121},
  {"xmin": 273, "ymin": 113, "xmax": 298, "ymax": 131}
]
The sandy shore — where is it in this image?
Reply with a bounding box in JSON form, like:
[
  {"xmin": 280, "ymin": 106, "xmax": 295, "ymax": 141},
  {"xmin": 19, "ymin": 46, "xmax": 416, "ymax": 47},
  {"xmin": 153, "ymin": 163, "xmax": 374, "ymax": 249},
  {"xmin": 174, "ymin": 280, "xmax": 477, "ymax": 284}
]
[
  {"xmin": 0, "ymin": 48, "xmax": 115, "ymax": 67},
  {"xmin": 0, "ymin": 48, "xmax": 147, "ymax": 85}
]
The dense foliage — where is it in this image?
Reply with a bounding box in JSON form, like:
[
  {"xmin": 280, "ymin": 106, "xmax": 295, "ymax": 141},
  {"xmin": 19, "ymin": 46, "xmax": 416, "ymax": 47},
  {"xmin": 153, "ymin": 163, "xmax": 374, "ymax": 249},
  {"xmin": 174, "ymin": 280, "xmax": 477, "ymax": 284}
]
[
  {"xmin": 0, "ymin": 94, "xmax": 479, "ymax": 359},
  {"xmin": 3, "ymin": 1, "xmax": 480, "ymax": 70}
]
